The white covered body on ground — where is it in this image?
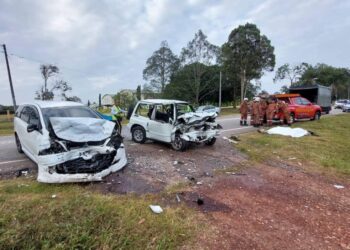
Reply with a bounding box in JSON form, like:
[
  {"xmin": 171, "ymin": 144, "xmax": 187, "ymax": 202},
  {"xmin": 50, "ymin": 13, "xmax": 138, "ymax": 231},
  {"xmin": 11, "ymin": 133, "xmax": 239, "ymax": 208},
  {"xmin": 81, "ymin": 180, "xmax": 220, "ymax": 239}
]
[{"xmin": 267, "ymin": 126, "xmax": 309, "ymax": 138}]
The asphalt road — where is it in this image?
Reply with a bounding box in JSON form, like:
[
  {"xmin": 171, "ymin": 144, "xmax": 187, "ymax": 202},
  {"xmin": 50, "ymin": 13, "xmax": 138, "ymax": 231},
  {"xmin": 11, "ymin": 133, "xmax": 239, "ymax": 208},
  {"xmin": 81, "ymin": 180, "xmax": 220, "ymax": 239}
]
[{"xmin": 0, "ymin": 109, "xmax": 343, "ymax": 176}]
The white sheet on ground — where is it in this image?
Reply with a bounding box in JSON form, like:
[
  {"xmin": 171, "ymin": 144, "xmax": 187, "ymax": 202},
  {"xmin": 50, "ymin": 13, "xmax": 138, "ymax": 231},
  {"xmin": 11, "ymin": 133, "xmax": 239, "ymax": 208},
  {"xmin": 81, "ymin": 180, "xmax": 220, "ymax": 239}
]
[
  {"xmin": 50, "ymin": 117, "xmax": 115, "ymax": 142},
  {"xmin": 267, "ymin": 126, "xmax": 309, "ymax": 138}
]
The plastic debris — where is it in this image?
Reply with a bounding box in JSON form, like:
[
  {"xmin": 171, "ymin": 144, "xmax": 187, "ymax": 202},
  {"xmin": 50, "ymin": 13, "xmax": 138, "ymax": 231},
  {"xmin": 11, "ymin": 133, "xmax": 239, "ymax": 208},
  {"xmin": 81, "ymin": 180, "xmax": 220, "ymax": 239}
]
[
  {"xmin": 176, "ymin": 194, "xmax": 181, "ymax": 203},
  {"xmin": 51, "ymin": 194, "xmax": 57, "ymax": 198},
  {"xmin": 197, "ymin": 198, "xmax": 204, "ymax": 205},
  {"xmin": 149, "ymin": 205, "xmax": 163, "ymax": 214},
  {"xmin": 138, "ymin": 218, "xmax": 146, "ymax": 224},
  {"xmin": 334, "ymin": 185, "xmax": 344, "ymax": 189},
  {"xmin": 196, "ymin": 181, "xmax": 203, "ymax": 185}
]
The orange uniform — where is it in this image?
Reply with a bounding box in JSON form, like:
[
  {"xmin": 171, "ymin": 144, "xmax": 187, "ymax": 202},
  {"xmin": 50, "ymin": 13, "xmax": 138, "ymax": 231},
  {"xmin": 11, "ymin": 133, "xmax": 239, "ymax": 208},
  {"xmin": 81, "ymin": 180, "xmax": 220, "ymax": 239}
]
[
  {"xmin": 266, "ymin": 102, "xmax": 277, "ymax": 126},
  {"xmin": 278, "ymin": 101, "xmax": 291, "ymax": 125},
  {"xmin": 239, "ymin": 100, "xmax": 249, "ymax": 126},
  {"xmin": 259, "ymin": 99, "xmax": 268, "ymax": 125},
  {"xmin": 251, "ymin": 101, "xmax": 261, "ymax": 127}
]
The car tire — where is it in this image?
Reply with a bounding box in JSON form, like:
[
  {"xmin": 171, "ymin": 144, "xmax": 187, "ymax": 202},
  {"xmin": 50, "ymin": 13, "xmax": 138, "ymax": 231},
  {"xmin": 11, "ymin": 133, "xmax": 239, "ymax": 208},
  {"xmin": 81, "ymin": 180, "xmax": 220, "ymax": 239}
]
[
  {"xmin": 171, "ymin": 135, "xmax": 188, "ymax": 151},
  {"xmin": 313, "ymin": 111, "xmax": 321, "ymax": 120},
  {"xmin": 290, "ymin": 113, "xmax": 295, "ymax": 123},
  {"xmin": 15, "ymin": 134, "xmax": 23, "ymax": 154},
  {"xmin": 205, "ymin": 137, "xmax": 216, "ymax": 146},
  {"xmin": 131, "ymin": 126, "xmax": 146, "ymax": 144}
]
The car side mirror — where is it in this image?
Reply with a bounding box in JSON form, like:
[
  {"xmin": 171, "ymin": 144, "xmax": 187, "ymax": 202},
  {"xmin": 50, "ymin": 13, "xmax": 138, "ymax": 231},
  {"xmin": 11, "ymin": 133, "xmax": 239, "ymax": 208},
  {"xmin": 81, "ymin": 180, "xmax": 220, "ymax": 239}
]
[{"xmin": 27, "ymin": 124, "xmax": 39, "ymax": 133}]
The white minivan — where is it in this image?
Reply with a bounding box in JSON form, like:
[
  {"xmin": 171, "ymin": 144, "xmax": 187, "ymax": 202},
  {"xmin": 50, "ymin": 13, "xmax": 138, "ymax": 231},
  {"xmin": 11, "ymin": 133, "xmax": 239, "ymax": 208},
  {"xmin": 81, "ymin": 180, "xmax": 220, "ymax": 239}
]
[
  {"xmin": 127, "ymin": 99, "xmax": 220, "ymax": 151},
  {"xmin": 14, "ymin": 101, "xmax": 127, "ymax": 183}
]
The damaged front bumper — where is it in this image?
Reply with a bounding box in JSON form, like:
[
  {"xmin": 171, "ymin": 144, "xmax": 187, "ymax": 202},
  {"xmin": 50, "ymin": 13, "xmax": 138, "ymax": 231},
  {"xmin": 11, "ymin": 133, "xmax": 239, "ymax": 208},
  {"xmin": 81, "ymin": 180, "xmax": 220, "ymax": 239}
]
[
  {"xmin": 37, "ymin": 144, "xmax": 127, "ymax": 183},
  {"xmin": 179, "ymin": 129, "xmax": 219, "ymax": 142}
]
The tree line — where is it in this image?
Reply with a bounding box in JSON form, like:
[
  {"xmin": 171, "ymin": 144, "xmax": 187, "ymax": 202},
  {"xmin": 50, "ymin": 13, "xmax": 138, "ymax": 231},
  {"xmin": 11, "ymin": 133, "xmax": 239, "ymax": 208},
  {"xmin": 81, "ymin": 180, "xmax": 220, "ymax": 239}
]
[
  {"xmin": 143, "ymin": 22, "xmax": 350, "ymax": 105},
  {"xmin": 143, "ymin": 23, "xmax": 275, "ymax": 105}
]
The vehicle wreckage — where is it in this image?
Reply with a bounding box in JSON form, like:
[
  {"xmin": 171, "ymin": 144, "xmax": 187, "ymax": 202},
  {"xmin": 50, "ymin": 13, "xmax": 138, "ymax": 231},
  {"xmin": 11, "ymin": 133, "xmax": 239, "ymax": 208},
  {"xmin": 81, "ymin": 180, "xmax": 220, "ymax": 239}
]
[
  {"xmin": 127, "ymin": 99, "xmax": 221, "ymax": 151},
  {"xmin": 14, "ymin": 102, "xmax": 127, "ymax": 183}
]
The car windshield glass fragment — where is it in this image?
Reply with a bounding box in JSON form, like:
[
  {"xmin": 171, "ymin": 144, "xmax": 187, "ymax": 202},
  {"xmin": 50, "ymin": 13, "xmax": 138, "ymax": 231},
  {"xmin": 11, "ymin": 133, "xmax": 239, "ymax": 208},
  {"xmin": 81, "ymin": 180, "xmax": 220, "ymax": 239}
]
[{"xmin": 42, "ymin": 106, "xmax": 100, "ymax": 128}]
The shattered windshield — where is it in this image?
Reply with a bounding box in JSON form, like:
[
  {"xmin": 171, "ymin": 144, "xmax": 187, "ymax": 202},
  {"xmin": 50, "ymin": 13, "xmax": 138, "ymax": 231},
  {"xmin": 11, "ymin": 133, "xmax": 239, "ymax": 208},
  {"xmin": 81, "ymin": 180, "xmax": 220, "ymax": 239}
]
[
  {"xmin": 176, "ymin": 103, "xmax": 194, "ymax": 117},
  {"xmin": 41, "ymin": 106, "xmax": 101, "ymax": 128}
]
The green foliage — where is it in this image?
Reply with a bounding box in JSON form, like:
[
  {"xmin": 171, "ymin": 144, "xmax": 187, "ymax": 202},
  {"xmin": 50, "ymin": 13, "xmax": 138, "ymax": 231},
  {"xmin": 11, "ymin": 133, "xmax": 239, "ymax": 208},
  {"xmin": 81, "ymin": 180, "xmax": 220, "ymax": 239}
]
[
  {"xmin": 222, "ymin": 23, "xmax": 275, "ymax": 102},
  {"xmin": 0, "ymin": 179, "xmax": 197, "ymax": 249},
  {"xmin": 298, "ymin": 64, "xmax": 350, "ymax": 99},
  {"xmin": 179, "ymin": 30, "xmax": 220, "ymax": 104},
  {"xmin": 273, "ymin": 63, "xmax": 310, "ymax": 84},
  {"xmin": 143, "ymin": 41, "xmax": 179, "ymax": 94}
]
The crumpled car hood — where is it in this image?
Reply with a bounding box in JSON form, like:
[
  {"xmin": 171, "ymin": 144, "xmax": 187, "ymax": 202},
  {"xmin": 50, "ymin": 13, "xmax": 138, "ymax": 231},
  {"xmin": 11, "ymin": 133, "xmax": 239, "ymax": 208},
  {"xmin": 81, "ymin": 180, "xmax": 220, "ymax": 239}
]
[
  {"xmin": 177, "ymin": 111, "xmax": 217, "ymax": 124},
  {"xmin": 50, "ymin": 117, "xmax": 115, "ymax": 142}
]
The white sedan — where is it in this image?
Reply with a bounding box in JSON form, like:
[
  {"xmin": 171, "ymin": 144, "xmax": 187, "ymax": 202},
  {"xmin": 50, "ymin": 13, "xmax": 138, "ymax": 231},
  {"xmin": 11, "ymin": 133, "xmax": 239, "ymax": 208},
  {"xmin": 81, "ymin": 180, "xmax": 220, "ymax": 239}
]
[{"xmin": 14, "ymin": 101, "xmax": 127, "ymax": 183}]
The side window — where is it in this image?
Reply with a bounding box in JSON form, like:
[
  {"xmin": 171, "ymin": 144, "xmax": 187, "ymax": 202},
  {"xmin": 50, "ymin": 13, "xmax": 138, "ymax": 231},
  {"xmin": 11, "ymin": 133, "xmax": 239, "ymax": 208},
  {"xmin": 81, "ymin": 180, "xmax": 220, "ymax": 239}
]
[
  {"xmin": 27, "ymin": 107, "xmax": 40, "ymax": 127},
  {"xmin": 295, "ymin": 97, "xmax": 303, "ymax": 105},
  {"xmin": 135, "ymin": 104, "xmax": 154, "ymax": 118},
  {"xmin": 15, "ymin": 106, "xmax": 23, "ymax": 118},
  {"xmin": 301, "ymin": 98, "xmax": 310, "ymax": 105},
  {"xmin": 20, "ymin": 107, "xmax": 30, "ymax": 123}
]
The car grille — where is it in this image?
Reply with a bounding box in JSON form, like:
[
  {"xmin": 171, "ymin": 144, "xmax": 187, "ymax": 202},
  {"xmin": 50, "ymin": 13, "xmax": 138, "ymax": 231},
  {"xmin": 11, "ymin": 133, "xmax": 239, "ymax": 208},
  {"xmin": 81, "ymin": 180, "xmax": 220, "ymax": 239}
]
[{"xmin": 55, "ymin": 151, "xmax": 117, "ymax": 174}]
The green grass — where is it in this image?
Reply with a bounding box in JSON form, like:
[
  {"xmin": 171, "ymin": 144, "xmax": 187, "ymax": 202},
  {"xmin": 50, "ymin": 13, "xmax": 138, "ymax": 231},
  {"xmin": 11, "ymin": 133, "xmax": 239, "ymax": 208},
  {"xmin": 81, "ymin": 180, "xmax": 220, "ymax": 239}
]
[
  {"xmin": 0, "ymin": 178, "xmax": 197, "ymax": 249},
  {"xmin": 236, "ymin": 114, "xmax": 350, "ymax": 175},
  {"xmin": 0, "ymin": 114, "xmax": 14, "ymax": 136},
  {"xmin": 219, "ymin": 107, "xmax": 239, "ymax": 116}
]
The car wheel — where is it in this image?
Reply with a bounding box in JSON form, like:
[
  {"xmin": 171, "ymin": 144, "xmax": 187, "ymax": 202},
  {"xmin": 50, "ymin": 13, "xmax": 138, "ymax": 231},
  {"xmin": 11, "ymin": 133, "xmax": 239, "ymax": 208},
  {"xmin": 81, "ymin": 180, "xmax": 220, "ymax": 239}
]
[
  {"xmin": 131, "ymin": 126, "xmax": 146, "ymax": 143},
  {"xmin": 205, "ymin": 137, "xmax": 216, "ymax": 146},
  {"xmin": 171, "ymin": 135, "xmax": 188, "ymax": 151},
  {"xmin": 290, "ymin": 113, "xmax": 295, "ymax": 123},
  {"xmin": 15, "ymin": 134, "xmax": 23, "ymax": 154},
  {"xmin": 314, "ymin": 111, "xmax": 321, "ymax": 120}
]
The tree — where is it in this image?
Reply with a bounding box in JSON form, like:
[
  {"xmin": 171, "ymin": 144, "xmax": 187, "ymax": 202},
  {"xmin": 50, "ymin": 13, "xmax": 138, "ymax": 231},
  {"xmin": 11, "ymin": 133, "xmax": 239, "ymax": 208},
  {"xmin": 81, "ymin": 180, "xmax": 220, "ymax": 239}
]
[
  {"xmin": 35, "ymin": 79, "xmax": 72, "ymax": 100},
  {"xmin": 136, "ymin": 85, "xmax": 141, "ymax": 100},
  {"xmin": 222, "ymin": 23, "xmax": 275, "ymax": 102},
  {"xmin": 143, "ymin": 41, "xmax": 179, "ymax": 94},
  {"xmin": 273, "ymin": 63, "xmax": 310, "ymax": 85},
  {"xmin": 63, "ymin": 95, "xmax": 82, "ymax": 102},
  {"xmin": 40, "ymin": 64, "xmax": 59, "ymax": 97},
  {"xmin": 280, "ymin": 85, "xmax": 289, "ymax": 93},
  {"xmin": 180, "ymin": 30, "xmax": 220, "ymax": 104}
]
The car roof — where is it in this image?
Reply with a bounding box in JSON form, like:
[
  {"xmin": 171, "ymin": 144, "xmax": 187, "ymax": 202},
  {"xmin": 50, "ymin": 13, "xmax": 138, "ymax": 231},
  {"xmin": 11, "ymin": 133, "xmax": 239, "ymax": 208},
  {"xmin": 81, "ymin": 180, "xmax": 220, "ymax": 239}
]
[
  {"xmin": 273, "ymin": 94, "xmax": 300, "ymax": 98},
  {"xmin": 141, "ymin": 99, "xmax": 188, "ymax": 105},
  {"xmin": 21, "ymin": 101, "xmax": 84, "ymax": 108}
]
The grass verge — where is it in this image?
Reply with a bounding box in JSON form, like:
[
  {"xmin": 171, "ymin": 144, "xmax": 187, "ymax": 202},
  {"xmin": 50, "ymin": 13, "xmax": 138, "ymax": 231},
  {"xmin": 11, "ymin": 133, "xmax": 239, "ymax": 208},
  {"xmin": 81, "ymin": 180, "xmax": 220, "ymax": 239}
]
[
  {"xmin": 0, "ymin": 178, "xmax": 197, "ymax": 249},
  {"xmin": 236, "ymin": 114, "xmax": 350, "ymax": 175},
  {"xmin": 219, "ymin": 107, "xmax": 239, "ymax": 116}
]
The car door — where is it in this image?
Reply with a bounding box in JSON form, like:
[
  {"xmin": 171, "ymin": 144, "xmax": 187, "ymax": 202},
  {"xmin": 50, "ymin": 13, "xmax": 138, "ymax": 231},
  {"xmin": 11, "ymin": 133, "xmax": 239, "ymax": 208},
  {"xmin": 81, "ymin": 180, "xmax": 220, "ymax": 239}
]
[
  {"xmin": 16, "ymin": 106, "xmax": 31, "ymax": 152},
  {"xmin": 148, "ymin": 104, "xmax": 173, "ymax": 143},
  {"xmin": 21, "ymin": 106, "xmax": 44, "ymax": 160},
  {"xmin": 301, "ymin": 97, "xmax": 315, "ymax": 118},
  {"xmin": 294, "ymin": 97, "xmax": 309, "ymax": 119}
]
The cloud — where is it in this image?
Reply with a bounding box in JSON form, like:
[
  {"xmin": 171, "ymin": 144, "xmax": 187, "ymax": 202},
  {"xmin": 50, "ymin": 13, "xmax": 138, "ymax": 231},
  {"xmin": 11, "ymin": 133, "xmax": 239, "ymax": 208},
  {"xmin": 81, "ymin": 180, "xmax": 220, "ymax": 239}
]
[{"xmin": 0, "ymin": 0, "xmax": 349, "ymax": 104}]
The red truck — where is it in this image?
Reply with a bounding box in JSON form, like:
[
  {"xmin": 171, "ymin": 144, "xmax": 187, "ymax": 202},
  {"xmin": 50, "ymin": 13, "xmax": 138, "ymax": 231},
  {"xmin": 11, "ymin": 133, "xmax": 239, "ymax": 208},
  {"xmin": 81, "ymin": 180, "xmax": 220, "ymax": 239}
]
[{"xmin": 273, "ymin": 94, "xmax": 322, "ymax": 123}]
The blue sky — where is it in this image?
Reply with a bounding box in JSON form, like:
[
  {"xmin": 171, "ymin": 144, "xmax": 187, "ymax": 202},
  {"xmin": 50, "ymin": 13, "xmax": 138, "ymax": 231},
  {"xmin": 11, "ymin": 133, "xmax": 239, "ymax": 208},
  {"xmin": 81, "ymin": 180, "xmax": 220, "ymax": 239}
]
[{"xmin": 1, "ymin": 0, "xmax": 349, "ymax": 105}]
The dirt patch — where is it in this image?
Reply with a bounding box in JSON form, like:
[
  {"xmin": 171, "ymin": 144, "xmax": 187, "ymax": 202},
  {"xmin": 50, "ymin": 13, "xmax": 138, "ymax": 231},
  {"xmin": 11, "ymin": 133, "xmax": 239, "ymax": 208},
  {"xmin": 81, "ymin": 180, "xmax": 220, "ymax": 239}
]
[
  {"xmin": 94, "ymin": 137, "xmax": 245, "ymax": 195},
  {"xmin": 190, "ymin": 164, "xmax": 350, "ymax": 250}
]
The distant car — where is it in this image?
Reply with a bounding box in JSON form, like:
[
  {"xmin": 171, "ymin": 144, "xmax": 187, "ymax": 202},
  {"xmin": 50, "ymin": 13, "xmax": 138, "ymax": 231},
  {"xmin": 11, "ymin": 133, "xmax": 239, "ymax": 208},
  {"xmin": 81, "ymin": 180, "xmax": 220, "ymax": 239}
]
[
  {"xmin": 127, "ymin": 99, "xmax": 220, "ymax": 151},
  {"xmin": 196, "ymin": 105, "xmax": 221, "ymax": 114},
  {"xmin": 14, "ymin": 101, "xmax": 127, "ymax": 183},
  {"xmin": 273, "ymin": 94, "xmax": 322, "ymax": 123},
  {"xmin": 335, "ymin": 99, "xmax": 349, "ymax": 109},
  {"xmin": 342, "ymin": 101, "xmax": 350, "ymax": 112}
]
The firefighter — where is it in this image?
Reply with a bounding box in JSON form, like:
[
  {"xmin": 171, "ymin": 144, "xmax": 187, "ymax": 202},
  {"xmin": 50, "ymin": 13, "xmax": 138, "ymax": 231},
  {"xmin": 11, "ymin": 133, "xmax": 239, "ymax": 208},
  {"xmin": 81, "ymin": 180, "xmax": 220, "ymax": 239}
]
[
  {"xmin": 266, "ymin": 98, "xmax": 277, "ymax": 127},
  {"xmin": 259, "ymin": 97, "xmax": 268, "ymax": 126},
  {"xmin": 251, "ymin": 97, "xmax": 261, "ymax": 127},
  {"xmin": 277, "ymin": 100, "xmax": 291, "ymax": 126},
  {"xmin": 239, "ymin": 98, "xmax": 249, "ymax": 126}
]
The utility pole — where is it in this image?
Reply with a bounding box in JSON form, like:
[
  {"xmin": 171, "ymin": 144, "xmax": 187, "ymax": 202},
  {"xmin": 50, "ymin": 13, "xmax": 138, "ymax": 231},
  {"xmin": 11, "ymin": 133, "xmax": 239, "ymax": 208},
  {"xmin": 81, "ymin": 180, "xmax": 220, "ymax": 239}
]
[
  {"xmin": 2, "ymin": 44, "xmax": 17, "ymax": 110},
  {"xmin": 219, "ymin": 71, "xmax": 222, "ymax": 108}
]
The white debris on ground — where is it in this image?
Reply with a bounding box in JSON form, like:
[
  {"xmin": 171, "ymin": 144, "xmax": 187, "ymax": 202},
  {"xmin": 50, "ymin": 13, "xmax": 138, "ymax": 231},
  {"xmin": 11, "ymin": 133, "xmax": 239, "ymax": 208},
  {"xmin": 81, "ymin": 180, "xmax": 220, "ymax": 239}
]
[
  {"xmin": 149, "ymin": 205, "xmax": 163, "ymax": 214},
  {"xmin": 333, "ymin": 185, "xmax": 345, "ymax": 189},
  {"xmin": 267, "ymin": 126, "xmax": 309, "ymax": 138}
]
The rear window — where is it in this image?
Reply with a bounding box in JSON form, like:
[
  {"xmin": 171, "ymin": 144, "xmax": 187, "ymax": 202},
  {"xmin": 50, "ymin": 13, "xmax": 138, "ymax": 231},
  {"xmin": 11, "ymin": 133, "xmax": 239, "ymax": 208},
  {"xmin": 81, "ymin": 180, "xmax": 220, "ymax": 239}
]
[{"xmin": 41, "ymin": 106, "xmax": 100, "ymax": 128}]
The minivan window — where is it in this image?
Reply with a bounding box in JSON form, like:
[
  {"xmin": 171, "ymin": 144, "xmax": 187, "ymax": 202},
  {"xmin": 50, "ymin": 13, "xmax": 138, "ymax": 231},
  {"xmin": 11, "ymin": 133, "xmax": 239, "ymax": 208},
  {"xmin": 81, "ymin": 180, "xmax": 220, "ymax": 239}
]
[{"xmin": 20, "ymin": 107, "xmax": 30, "ymax": 123}]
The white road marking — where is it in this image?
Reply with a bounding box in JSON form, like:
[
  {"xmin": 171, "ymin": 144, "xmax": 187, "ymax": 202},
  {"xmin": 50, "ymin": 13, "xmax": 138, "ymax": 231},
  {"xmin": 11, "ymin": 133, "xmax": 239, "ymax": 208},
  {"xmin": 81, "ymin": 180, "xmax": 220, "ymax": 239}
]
[
  {"xmin": 0, "ymin": 140, "xmax": 13, "ymax": 145},
  {"xmin": 0, "ymin": 159, "xmax": 28, "ymax": 165},
  {"xmin": 221, "ymin": 127, "xmax": 255, "ymax": 132}
]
